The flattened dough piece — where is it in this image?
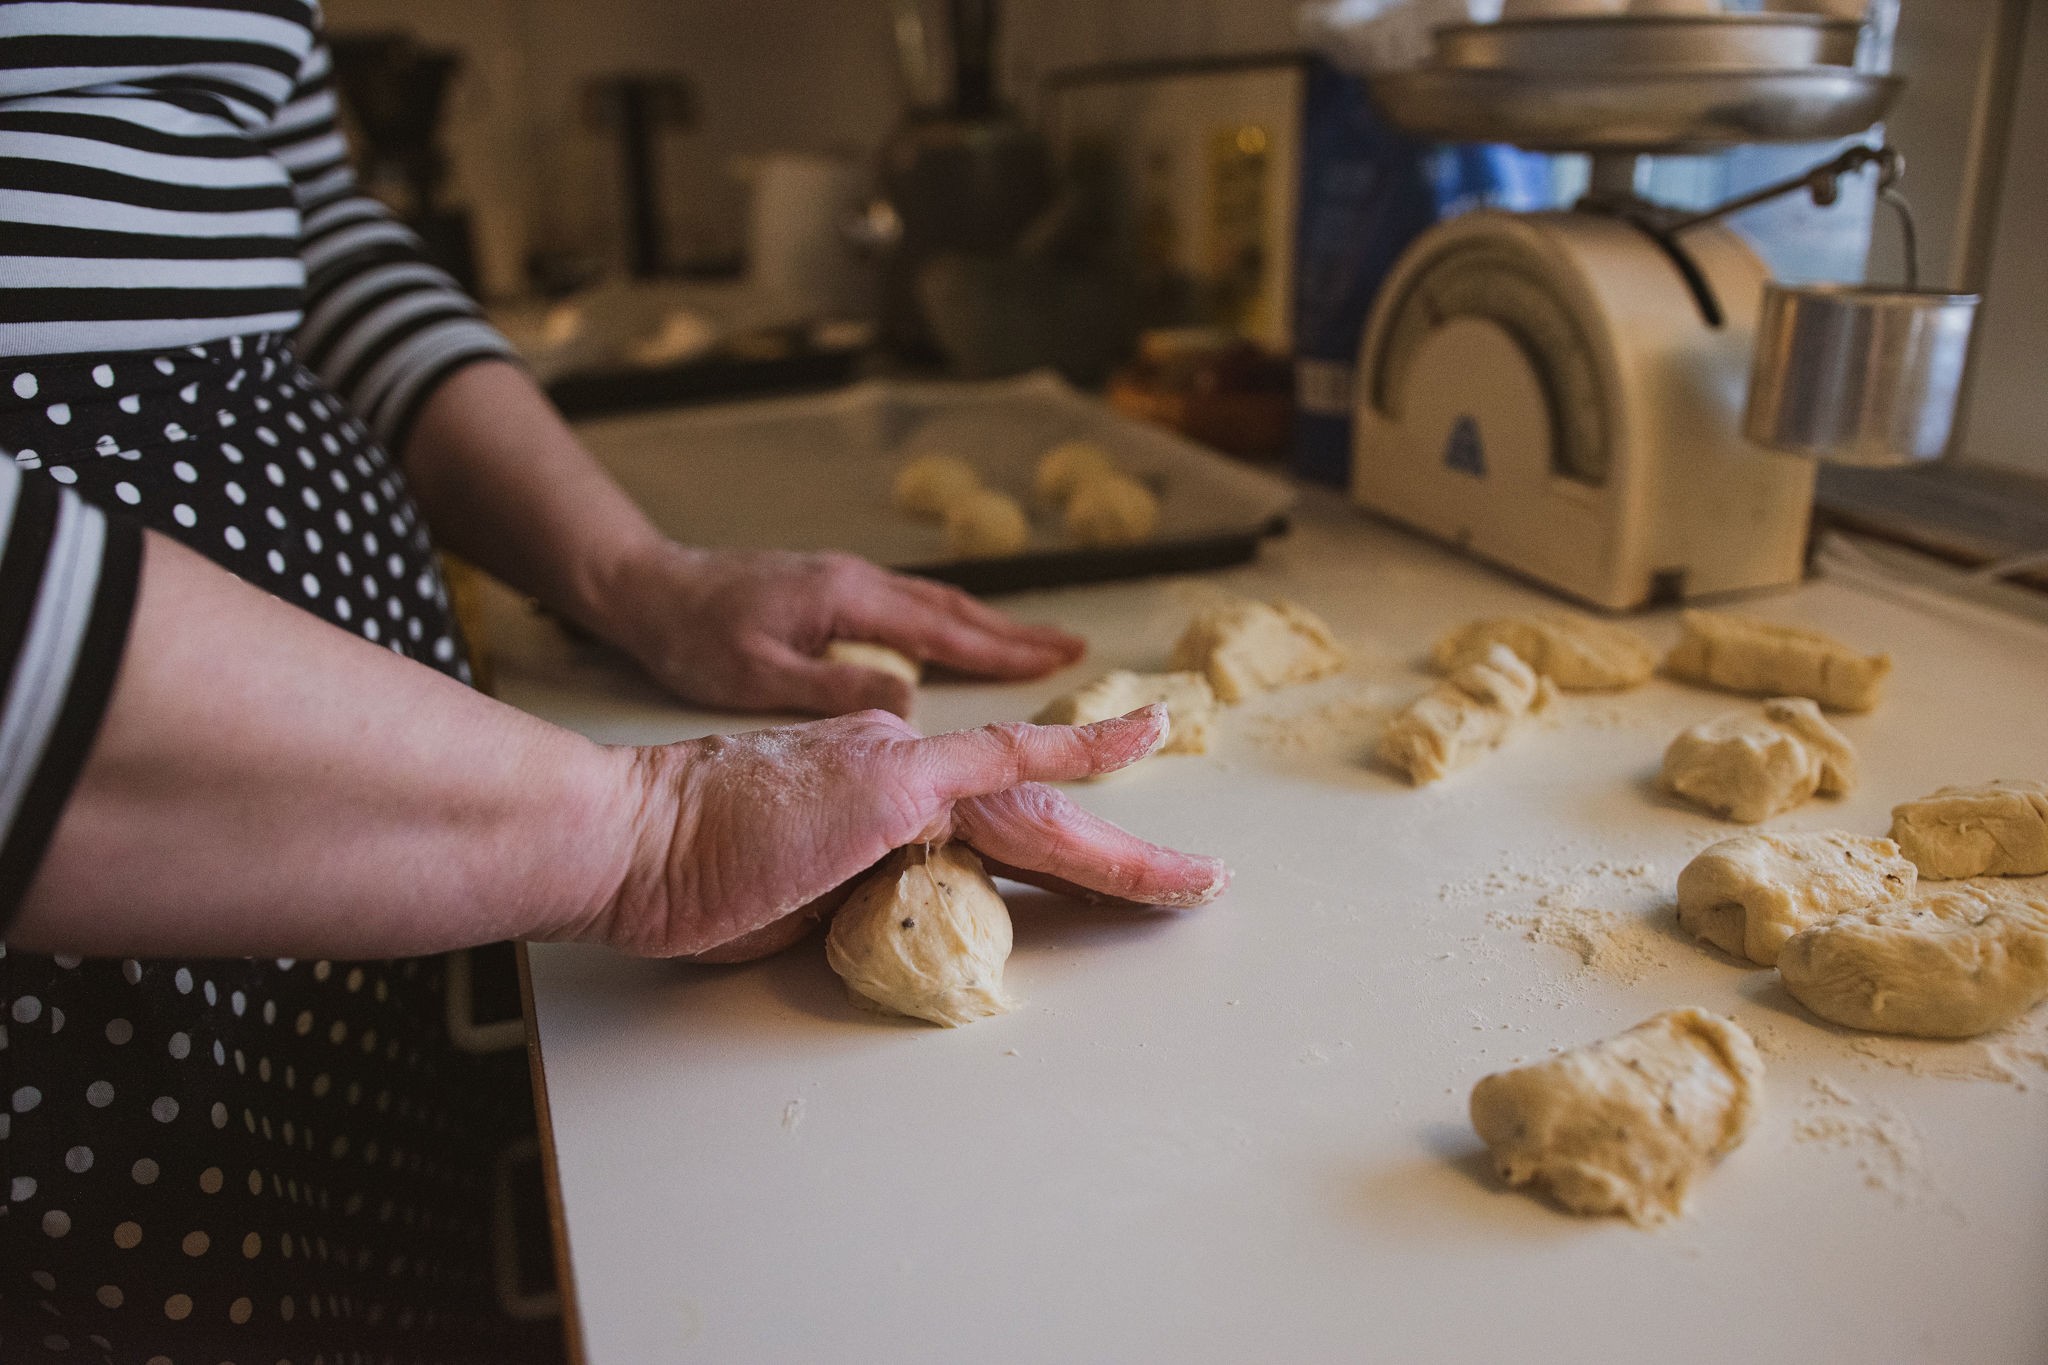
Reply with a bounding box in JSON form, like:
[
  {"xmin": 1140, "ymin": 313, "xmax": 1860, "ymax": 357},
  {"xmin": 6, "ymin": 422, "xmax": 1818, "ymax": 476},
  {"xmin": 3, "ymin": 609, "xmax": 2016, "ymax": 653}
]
[
  {"xmin": 1663, "ymin": 610, "xmax": 1891, "ymax": 712},
  {"xmin": 823, "ymin": 641, "xmax": 920, "ymax": 689},
  {"xmin": 1377, "ymin": 643, "xmax": 1555, "ymax": 785},
  {"xmin": 1659, "ymin": 697, "xmax": 1856, "ymax": 823},
  {"xmin": 1431, "ymin": 614, "xmax": 1656, "ymax": 691},
  {"xmin": 893, "ymin": 453, "xmax": 981, "ymax": 519},
  {"xmin": 1034, "ymin": 439, "xmax": 1118, "ymax": 506},
  {"xmin": 943, "ymin": 488, "xmax": 1030, "ymax": 558},
  {"xmin": 1778, "ymin": 883, "xmax": 2048, "ymax": 1038},
  {"xmin": 1469, "ymin": 1008, "xmax": 1763, "ymax": 1227},
  {"xmin": 1168, "ymin": 598, "xmax": 1346, "ymax": 704},
  {"xmin": 1033, "ymin": 669, "xmax": 1216, "ymax": 756},
  {"xmin": 825, "ymin": 842, "xmax": 1016, "ymax": 1027},
  {"xmin": 1064, "ymin": 472, "xmax": 1159, "ymax": 547},
  {"xmin": 1889, "ymin": 779, "xmax": 2048, "ymax": 880},
  {"xmin": 1677, "ymin": 831, "xmax": 1916, "ymax": 966}
]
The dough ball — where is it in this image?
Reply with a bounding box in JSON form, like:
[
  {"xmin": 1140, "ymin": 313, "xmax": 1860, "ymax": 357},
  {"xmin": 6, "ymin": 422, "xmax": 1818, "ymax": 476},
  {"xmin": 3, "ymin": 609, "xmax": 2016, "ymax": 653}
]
[
  {"xmin": 1377, "ymin": 643, "xmax": 1554, "ymax": 785},
  {"xmin": 1659, "ymin": 697, "xmax": 1856, "ymax": 823},
  {"xmin": 1778, "ymin": 883, "xmax": 2048, "ymax": 1038},
  {"xmin": 943, "ymin": 488, "xmax": 1030, "ymax": 558},
  {"xmin": 1677, "ymin": 831, "xmax": 1916, "ymax": 966},
  {"xmin": 1033, "ymin": 669, "xmax": 1217, "ymax": 757},
  {"xmin": 823, "ymin": 641, "xmax": 920, "ymax": 689},
  {"xmin": 1034, "ymin": 439, "xmax": 1118, "ymax": 506},
  {"xmin": 825, "ymin": 842, "xmax": 1016, "ymax": 1027},
  {"xmin": 1469, "ymin": 1008, "xmax": 1763, "ymax": 1227},
  {"xmin": 1431, "ymin": 614, "xmax": 1656, "ymax": 691},
  {"xmin": 1169, "ymin": 597, "xmax": 1346, "ymax": 704},
  {"xmin": 1064, "ymin": 472, "xmax": 1159, "ymax": 547},
  {"xmin": 1662, "ymin": 610, "xmax": 1890, "ymax": 713},
  {"xmin": 893, "ymin": 453, "xmax": 982, "ymax": 520},
  {"xmin": 1888, "ymin": 779, "xmax": 2048, "ymax": 879}
]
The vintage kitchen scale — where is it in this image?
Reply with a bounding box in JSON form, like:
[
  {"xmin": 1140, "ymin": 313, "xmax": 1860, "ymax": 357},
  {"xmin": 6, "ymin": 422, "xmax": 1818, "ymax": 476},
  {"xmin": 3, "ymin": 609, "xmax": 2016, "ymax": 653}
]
[{"xmin": 1354, "ymin": 12, "xmax": 1978, "ymax": 611}]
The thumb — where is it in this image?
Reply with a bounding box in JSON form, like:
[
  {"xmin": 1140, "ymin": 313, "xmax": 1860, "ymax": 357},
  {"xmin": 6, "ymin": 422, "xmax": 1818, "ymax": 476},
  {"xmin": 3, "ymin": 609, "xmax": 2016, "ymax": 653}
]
[
  {"xmin": 753, "ymin": 643, "xmax": 915, "ymax": 717},
  {"xmin": 915, "ymin": 705, "xmax": 1170, "ymax": 799}
]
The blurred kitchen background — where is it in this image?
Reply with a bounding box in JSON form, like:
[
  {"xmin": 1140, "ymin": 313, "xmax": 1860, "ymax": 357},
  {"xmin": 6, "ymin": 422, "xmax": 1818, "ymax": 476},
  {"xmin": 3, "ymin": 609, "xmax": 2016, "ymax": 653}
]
[{"xmin": 319, "ymin": 0, "xmax": 2045, "ymax": 490}]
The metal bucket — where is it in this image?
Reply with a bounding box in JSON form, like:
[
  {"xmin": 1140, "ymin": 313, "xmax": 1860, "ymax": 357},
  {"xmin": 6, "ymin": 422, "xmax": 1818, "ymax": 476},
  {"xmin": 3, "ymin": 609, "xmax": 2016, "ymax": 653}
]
[{"xmin": 1743, "ymin": 283, "xmax": 1978, "ymax": 466}]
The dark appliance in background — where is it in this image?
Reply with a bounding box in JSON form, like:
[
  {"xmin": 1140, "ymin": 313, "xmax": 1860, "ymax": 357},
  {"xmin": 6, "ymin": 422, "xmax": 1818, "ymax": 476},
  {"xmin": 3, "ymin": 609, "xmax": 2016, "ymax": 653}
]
[
  {"xmin": 329, "ymin": 33, "xmax": 479, "ymax": 295},
  {"xmin": 583, "ymin": 71, "xmax": 698, "ymax": 280}
]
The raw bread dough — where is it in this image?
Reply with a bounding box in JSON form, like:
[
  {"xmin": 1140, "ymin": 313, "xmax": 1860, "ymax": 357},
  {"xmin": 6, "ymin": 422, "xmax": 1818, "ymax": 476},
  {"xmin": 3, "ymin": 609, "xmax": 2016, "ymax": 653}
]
[
  {"xmin": 1168, "ymin": 598, "xmax": 1346, "ymax": 704},
  {"xmin": 1662, "ymin": 609, "xmax": 1891, "ymax": 712},
  {"xmin": 943, "ymin": 488, "xmax": 1030, "ymax": 558},
  {"xmin": 1430, "ymin": 613, "xmax": 1656, "ymax": 691},
  {"xmin": 893, "ymin": 453, "xmax": 982, "ymax": 519},
  {"xmin": 1033, "ymin": 439, "xmax": 1118, "ymax": 505},
  {"xmin": 1778, "ymin": 883, "xmax": 2048, "ymax": 1038},
  {"xmin": 823, "ymin": 641, "xmax": 920, "ymax": 689},
  {"xmin": 1064, "ymin": 472, "xmax": 1159, "ymax": 547},
  {"xmin": 1469, "ymin": 1008, "xmax": 1763, "ymax": 1227},
  {"xmin": 1377, "ymin": 643, "xmax": 1554, "ymax": 785},
  {"xmin": 1677, "ymin": 831, "xmax": 1916, "ymax": 966},
  {"xmin": 825, "ymin": 842, "xmax": 1016, "ymax": 1027},
  {"xmin": 1032, "ymin": 669, "xmax": 1217, "ymax": 756},
  {"xmin": 1659, "ymin": 697, "xmax": 1856, "ymax": 823},
  {"xmin": 1888, "ymin": 779, "xmax": 2048, "ymax": 879}
]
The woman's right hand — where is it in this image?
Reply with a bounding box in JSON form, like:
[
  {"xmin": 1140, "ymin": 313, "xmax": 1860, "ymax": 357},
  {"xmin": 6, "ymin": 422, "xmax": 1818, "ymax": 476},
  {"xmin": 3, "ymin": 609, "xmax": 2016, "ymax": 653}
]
[{"xmin": 572, "ymin": 705, "xmax": 1231, "ymax": 961}]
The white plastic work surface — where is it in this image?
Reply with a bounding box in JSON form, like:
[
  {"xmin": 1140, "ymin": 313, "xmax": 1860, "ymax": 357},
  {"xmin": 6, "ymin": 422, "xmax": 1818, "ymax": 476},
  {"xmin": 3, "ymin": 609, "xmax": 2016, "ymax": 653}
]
[{"xmin": 507, "ymin": 492, "xmax": 2048, "ymax": 1365}]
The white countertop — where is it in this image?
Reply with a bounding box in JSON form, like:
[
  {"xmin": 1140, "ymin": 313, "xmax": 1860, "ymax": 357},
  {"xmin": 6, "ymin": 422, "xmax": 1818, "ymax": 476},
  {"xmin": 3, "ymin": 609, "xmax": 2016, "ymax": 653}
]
[{"xmin": 501, "ymin": 487, "xmax": 2048, "ymax": 1365}]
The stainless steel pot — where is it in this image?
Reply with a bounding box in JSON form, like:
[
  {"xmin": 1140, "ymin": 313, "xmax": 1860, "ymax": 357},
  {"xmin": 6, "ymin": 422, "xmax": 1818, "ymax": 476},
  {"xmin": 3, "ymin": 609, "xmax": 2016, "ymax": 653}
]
[
  {"xmin": 1433, "ymin": 14, "xmax": 1863, "ymax": 73},
  {"xmin": 1743, "ymin": 284, "xmax": 1978, "ymax": 466}
]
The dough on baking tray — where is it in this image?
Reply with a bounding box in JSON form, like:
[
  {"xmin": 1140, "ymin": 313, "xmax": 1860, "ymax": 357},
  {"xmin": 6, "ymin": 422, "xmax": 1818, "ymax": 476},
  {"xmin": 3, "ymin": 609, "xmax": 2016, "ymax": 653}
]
[
  {"xmin": 1659, "ymin": 697, "xmax": 1856, "ymax": 823},
  {"xmin": 1064, "ymin": 472, "xmax": 1159, "ymax": 547},
  {"xmin": 1469, "ymin": 1008, "xmax": 1763, "ymax": 1227},
  {"xmin": 1033, "ymin": 669, "xmax": 1217, "ymax": 756},
  {"xmin": 1431, "ymin": 614, "xmax": 1656, "ymax": 691},
  {"xmin": 1777, "ymin": 883, "xmax": 2048, "ymax": 1038},
  {"xmin": 1888, "ymin": 779, "xmax": 2048, "ymax": 880},
  {"xmin": 1662, "ymin": 610, "xmax": 1891, "ymax": 713},
  {"xmin": 1033, "ymin": 439, "xmax": 1118, "ymax": 506},
  {"xmin": 1676, "ymin": 831, "xmax": 1916, "ymax": 966},
  {"xmin": 893, "ymin": 452, "xmax": 982, "ymax": 519},
  {"xmin": 825, "ymin": 842, "xmax": 1016, "ymax": 1027},
  {"xmin": 823, "ymin": 641, "xmax": 920, "ymax": 689},
  {"xmin": 943, "ymin": 488, "xmax": 1030, "ymax": 558},
  {"xmin": 1377, "ymin": 643, "xmax": 1554, "ymax": 785},
  {"xmin": 1169, "ymin": 598, "xmax": 1346, "ymax": 704}
]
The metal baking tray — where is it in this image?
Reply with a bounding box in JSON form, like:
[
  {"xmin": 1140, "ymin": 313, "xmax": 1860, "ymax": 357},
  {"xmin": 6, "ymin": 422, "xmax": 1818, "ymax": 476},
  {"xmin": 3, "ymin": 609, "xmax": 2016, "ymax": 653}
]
[
  {"xmin": 1433, "ymin": 14, "xmax": 1862, "ymax": 73},
  {"xmin": 572, "ymin": 371, "xmax": 1296, "ymax": 595},
  {"xmin": 1369, "ymin": 65, "xmax": 1901, "ymax": 154}
]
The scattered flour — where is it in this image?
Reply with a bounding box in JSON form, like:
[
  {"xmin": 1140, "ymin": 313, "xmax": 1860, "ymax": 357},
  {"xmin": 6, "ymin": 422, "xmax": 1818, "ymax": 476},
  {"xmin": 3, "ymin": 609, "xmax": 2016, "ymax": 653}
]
[
  {"xmin": 1439, "ymin": 857, "xmax": 1673, "ymax": 990},
  {"xmin": 1792, "ymin": 1076, "xmax": 1940, "ymax": 1205},
  {"xmin": 1847, "ymin": 1005, "xmax": 2048, "ymax": 1090},
  {"xmin": 780, "ymin": 1099, "xmax": 805, "ymax": 1132}
]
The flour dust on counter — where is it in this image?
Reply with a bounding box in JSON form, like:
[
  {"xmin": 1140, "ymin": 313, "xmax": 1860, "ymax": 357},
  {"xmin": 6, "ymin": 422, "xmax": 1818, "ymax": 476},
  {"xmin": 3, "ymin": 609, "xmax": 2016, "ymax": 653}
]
[{"xmin": 1791, "ymin": 1076, "xmax": 1943, "ymax": 1208}]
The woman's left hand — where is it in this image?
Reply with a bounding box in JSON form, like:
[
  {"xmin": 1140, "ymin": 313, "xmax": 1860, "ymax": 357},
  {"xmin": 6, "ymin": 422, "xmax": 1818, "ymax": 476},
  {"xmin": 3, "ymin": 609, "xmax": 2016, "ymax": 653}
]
[{"xmin": 594, "ymin": 540, "xmax": 1085, "ymax": 717}]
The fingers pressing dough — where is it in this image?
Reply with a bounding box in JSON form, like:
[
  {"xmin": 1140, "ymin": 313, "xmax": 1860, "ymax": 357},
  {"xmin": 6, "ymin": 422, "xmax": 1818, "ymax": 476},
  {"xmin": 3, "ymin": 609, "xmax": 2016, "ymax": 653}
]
[
  {"xmin": 1169, "ymin": 598, "xmax": 1346, "ymax": 704},
  {"xmin": 823, "ymin": 641, "xmax": 921, "ymax": 689},
  {"xmin": 944, "ymin": 488, "xmax": 1030, "ymax": 558},
  {"xmin": 1659, "ymin": 697, "xmax": 1856, "ymax": 823},
  {"xmin": 825, "ymin": 842, "xmax": 1017, "ymax": 1027},
  {"xmin": 1378, "ymin": 643, "xmax": 1554, "ymax": 785},
  {"xmin": 1431, "ymin": 614, "xmax": 1656, "ymax": 691},
  {"xmin": 893, "ymin": 453, "xmax": 982, "ymax": 519},
  {"xmin": 1064, "ymin": 472, "xmax": 1159, "ymax": 547},
  {"xmin": 1033, "ymin": 670, "xmax": 1217, "ymax": 757},
  {"xmin": 1888, "ymin": 779, "xmax": 2048, "ymax": 880},
  {"xmin": 1469, "ymin": 1008, "xmax": 1763, "ymax": 1227},
  {"xmin": 1676, "ymin": 831, "xmax": 1916, "ymax": 966},
  {"xmin": 1777, "ymin": 883, "xmax": 2048, "ymax": 1038},
  {"xmin": 1662, "ymin": 610, "xmax": 1890, "ymax": 713}
]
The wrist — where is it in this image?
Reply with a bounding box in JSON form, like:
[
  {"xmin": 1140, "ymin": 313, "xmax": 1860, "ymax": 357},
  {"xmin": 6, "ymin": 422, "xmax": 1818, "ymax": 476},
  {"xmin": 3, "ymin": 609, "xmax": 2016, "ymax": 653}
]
[
  {"xmin": 538, "ymin": 738, "xmax": 696, "ymax": 954},
  {"xmin": 570, "ymin": 533, "xmax": 704, "ymax": 654}
]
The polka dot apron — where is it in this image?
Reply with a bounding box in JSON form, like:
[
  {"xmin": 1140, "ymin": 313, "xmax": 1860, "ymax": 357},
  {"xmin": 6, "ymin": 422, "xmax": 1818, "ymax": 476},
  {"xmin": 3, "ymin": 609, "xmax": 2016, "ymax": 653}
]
[{"xmin": 1, "ymin": 338, "xmax": 556, "ymax": 1365}]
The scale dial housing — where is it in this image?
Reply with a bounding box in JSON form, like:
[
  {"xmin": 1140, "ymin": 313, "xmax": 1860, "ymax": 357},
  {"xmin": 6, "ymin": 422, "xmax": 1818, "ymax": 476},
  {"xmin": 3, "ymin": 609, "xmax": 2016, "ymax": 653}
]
[{"xmin": 1351, "ymin": 210, "xmax": 1814, "ymax": 611}]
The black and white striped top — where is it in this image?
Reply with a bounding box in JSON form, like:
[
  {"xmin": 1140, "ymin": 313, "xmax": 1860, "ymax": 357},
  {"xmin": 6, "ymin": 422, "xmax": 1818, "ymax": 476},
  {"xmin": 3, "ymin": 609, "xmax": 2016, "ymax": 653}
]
[
  {"xmin": 0, "ymin": 0, "xmax": 516, "ymax": 450},
  {"xmin": 0, "ymin": 457, "xmax": 141, "ymax": 926}
]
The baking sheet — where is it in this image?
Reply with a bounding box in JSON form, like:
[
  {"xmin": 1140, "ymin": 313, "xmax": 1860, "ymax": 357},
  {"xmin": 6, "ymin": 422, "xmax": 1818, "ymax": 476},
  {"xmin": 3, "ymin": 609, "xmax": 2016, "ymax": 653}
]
[{"xmin": 571, "ymin": 371, "xmax": 1296, "ymax": 592}]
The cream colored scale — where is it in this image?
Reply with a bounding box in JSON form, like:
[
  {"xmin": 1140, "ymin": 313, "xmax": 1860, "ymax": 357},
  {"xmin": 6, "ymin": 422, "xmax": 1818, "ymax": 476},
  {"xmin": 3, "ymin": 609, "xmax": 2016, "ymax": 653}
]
[{"xmin": 1352, "ymin": 208, "xmax": 1813, "ymax": 612}]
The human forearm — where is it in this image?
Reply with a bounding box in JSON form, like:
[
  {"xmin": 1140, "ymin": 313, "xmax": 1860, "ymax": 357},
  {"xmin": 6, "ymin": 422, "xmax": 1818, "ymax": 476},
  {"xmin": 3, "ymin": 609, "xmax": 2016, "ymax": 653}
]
[{"xmin": 12, "ymin": 531, "xmax": 640, "ymax": 959}]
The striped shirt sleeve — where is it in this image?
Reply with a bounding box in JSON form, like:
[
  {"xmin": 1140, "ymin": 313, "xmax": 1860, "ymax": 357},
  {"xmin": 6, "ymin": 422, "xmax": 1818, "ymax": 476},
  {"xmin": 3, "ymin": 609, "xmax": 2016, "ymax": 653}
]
[
  {"xmin": 261, "ymin": 36, "xmax": 518, "ymax": 456},
  {"xmin": 0, "ymin": 461, "xmax": 144, "ymax": 930}
]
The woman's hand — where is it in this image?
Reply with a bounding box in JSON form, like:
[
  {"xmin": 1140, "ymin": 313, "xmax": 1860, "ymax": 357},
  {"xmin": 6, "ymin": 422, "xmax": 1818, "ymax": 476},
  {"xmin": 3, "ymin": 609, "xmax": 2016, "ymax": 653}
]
[
  {"xmin": 575, "ymin": 705, "xmax": 1230, "ymax": 961},
  {"xmin": 590, "ymin": 540, "xmax": 1084, "ymax": 717}
]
